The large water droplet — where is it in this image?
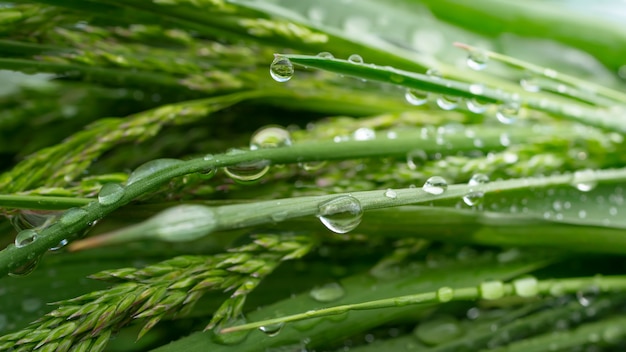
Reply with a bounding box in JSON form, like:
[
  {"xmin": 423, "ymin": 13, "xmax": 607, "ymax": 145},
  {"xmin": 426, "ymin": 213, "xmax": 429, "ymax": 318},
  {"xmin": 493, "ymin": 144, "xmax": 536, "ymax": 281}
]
[
  {"xmin": 9, "ymin": 256, "xmax": 40, "ymax": 277},
  {"xmin": 250, "ymin": 125, "xmax": 292, "ymax": 150},
  {"xmin": 127, "ymin": 159, "xmax": 183, "ymax": 185},
  {"xmin": 317, "ymin": 195, "xmax": 363, "ymax": 234},
  {"xmin": 423, "ymin": 176, "xmax": 448, "ymax": 195},
  {"xmin": 407, "ymin": 150, "xmax": 427, "ymax": 170},
  {"xmin": 353, "ymin": 127, "xmax": 376, "ymax": 141},
  {"xmin": 414, "ymin": 315, "xmax": 464, "ymax": 346},
  {"xmin": 317, "ymin": 51, "xmax": 333, "ymax": 59},
  {"xmin": 270, "ymin": 56, "xmax": 294, "ymax": 82},
  {"xmin": 213, "ymin": 317, "xmax": 251, "ymax": 345},
  {"xmin": 467, "ymin": 50, "xmax": 488, "ymax": 70},
  {"xmin": 405, "ymin": 89, "xmax": 428, "ymax": 106},
  {"xmin": 59, "ymin": 207, "xmax": 88, "ymax": 225},
  {"xmin": 223, "ymin": 149, "xmax": 270, "ymax": 184},
  {"xmin": 572, "ymin": 169, "xmax": 597, "ymax": 192},
  {"xmin": 259, "ymin": 322, "xmax": 284, "ymax": 337},
  {"xmin": 496, "ymin": 101, "xmax": 520, "ymax": 124},
  {"xmin": 347, "ymin": 54, "xmax": 363, "ymax": 64},
  {"xmin": 479, "ymin": 280, "xmax": 504, "ymax": 300},
  {"xmin": 98, "ymin": 183, "xmax": 125, "ymax": 206},
  {"xmin": 463, "ymin": 173, "xmax": 489, "ymax": 206},
  {"xmin": 437, "ymin": 287, "xmax": 454, "ymax": 302},
  {"xmin": 310, "ymin": 282, "xmax": 345, "ymax": 302},
  {"xmin": 513, "ymin": 277, "xmax": 538, "ymax": 297},
  {"xmin": 436, "ymin": 95, "xmax": 459, "ymax": 110},
  {"xmin": 15, "ymin": 229, "xmax": 38, "ymax": 248}
]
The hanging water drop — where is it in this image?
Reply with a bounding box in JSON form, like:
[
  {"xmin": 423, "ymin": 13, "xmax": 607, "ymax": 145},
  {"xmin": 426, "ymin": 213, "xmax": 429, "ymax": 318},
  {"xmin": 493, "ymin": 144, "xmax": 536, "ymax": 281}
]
[
  {"xmin": 98, "ymin": 183, "xmax": 125, "ymax": 206},
  {"xmin": 9, "ymin": 256, "xmax": 40, "ymax": 277},
  {"xmin": 250, "ymin": 125, "xmax": 292, "ymax": 150},
  {"xmin": 10, "ymin": 211, "xmax": 58, "ymax": 232},
  {"xmin": 317, "ymin": 195, "xmax": 363, "ymax": 234},
  {"xmin": 405, "ymin": 89, "xmax": 428, "ymax": 106},
  {"xmin": 353, "ymin": 127, "xmax": 376, "ymax": 141},
  {"xmin": 466, "ymin": 99, "xmax": 488, "ymax": 114},
  {"xmin": 269, "ymin": 56, "xmax": 294, "ymax": 82},
  {"xmin": 423, "ymin": 176, "xmax": 448, "ymax": 195},
  {"xmin": 467, "ymin": 50, "xmax": 488, "ymax": 70},
  {"xmin": 436, "ymin": 95, "xmax": 459, "ymax": 110},
  {"xmin": 384, "ymin": 189, "xmax": 397, "ymax": 199},
  {"xmin": 463, "ymin": 173, "xmax": 489, "ymax": 207},
  {"xmin": 572, "ymin": 169, "xmax": 597, "ymax": 192},
  {"xmin": 127, "ymin": 158, "xmax": 183, "ymax": 185},
  {"xmin": 496, "ymin": 101, "xmax": 520, "ymax": 124},
  {"xmin": 49, "ymin": 239, "xmax": 69, "ymax": 252},
  {"xmin": 213, "ymin": 317, "xmax": 251, "ymax": 345},
  {"xmin": 407, "ymin": 150, "xmax": 427, "ymax": 170},
  {"xmin": 259, "ymin": 322, "xmax": 285, "ymax": 337},
  {"xmin": 317, "ymin": 51, "xmax": 333, "ymax": 59},
  {"xmin": 224, "ymin": 161, "xmax": 270, "ymax": 184},
  {"xmin": 520, "ymin": 73, "xmax": 540, "ymax": 92},
  {"xmin": 15, "ymin": 229, "xmax": 38, "ymax": 248},
  {"xmin": 347, "ymin": 54, "xmax": 363, "ymax": 64},
  {"xmin": 300, "ymin": 160, "xmax": 326, "ymax": 171},
  {"xmin": 414, "ymin": 315, "xmax": 464, "ymax": 346},
  {"xmin": 310, "ymin": 282, "xmax": 345, "ymax": 302}
]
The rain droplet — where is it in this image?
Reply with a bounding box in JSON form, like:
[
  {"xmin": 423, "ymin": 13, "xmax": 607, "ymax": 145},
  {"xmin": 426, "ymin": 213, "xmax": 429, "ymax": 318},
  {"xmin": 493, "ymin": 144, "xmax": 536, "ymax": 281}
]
[
  {"xmin": 15, "ymin": 229, "xmax": 38, "ymax": 248},
  {"xmin": 437, "ymin": 287, "xmax": 454, "ymax": 302},
  {"xmin": 9, "ymin": 256, "xmax": 40, "ymax": 277},
  {"xmin": 423, "ymin": 176, "xmax": 448, "ymax": 195},
  {"xmin": 49, "ymin": 239, "xmax": 69, "ymax": 252},
  {"xmin": 520, "ymin": 73, "xmax": 540, "ymax": 92},
  {"xmin": 513, "ymin": 277, "xmax": 538, "ymax": 297},
  {"xmin": 353, "ymin": 127, "xmax": 376, "ymax": 141},
  {"xmin": 572, "ymin": 169, "xmax": 597, "ymax": 192},
  {"xmin": 347, "ymin": 54, "xmax": 363, "ymax": 64},
  {"xmin": 407, "ymin": 150, "xmax": 427, "ymax": 170},
  {"xmin": 414, "ymin": 315, "xmax": 464, "ymax": 346},
  {"xmin": 576, "ymin": 286, "xmax": 599, "ymax": 307},
  {"xmin": 98, "ymin": 183, "xmax": 125, "ymax": 206},
  {"xmin": 467, "ymin": 50, "xmax": 488, "ymax": 70},
  {"xmin": 405, "ymin": 89, "xmax": 428, "ymax": 106},
  {"xmin": 384, "ymin": 189, "xmax": 397, "ymax": 199},
  {"xmin": 317, "ymin": 51, "xmax": 333, "ymax": 59},
  {"xmin": 463, "ymin": 173, "xmax": 489, "ymax": 207},
  {"xmin": 224, "ymin": 160, "xmax": 270, "ymax": 184},
  {"xmin": 496, "ymin": 101, "xmax": 520, "ymax": 124},
  {"xmin": 59, "ymin": 207, "xmax": 88, "ymax": 225},
  {"xmin": 426, "ymin": 68, "xmax": 442, "ymax": 79},
  {"xmin": 127, "ymin": 159, "xmax": 183, "ymax": 185},
  {"xmin": 466, "ymin": 99, "xmax": 488, "ymax": 113},
  {"xmin": 270, "ymin": 56, "xmax": 294, "ymax": 82},
  {"xmin": 310, "ymin": 282, "xmax": 345, "ymax": 302},
  {"xmin": 198, "ymin": 168, "xmax": 217, "ymax": 180},
  {"xmin": 479, "ymin": 280, "xmax": 504, "ymax": 300},
  {"xmin": 436, "ymin": 95, "xmax": 459, "ymax": 110},
  {"xmin": 317, "ymin": 195, "xmax": 363, "ymax": 234},
  {"xmin": 259, "ymin": 322, "xmax": 284, "ymax": 337},
  {"xmin": 213, "ymin": 317, "xmax": 251, "ymax": 345},
  {"xmin": 250, "ymin": 125, "xmax": 292, "ymax": 150},
  {"xmin": 300, "ymin": 160, "xmax": 326, "ymax": 171}
]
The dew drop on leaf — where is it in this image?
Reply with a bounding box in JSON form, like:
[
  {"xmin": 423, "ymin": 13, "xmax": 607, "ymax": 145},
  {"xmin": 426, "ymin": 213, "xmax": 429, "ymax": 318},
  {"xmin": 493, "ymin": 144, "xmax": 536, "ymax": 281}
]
[
  {"xmin": 426, "ymin": 68, "xmax": 442, "ymax": 79},
  {"xmin": 463, "ymin": 173, "xmax": 490, "ymax": 206},
  {"xmin": 212, "ymin": 317, "xmax": 251, "ymax": 345},
  {"xmin": 405, "ymin": 89, "xmax": 428, "ymax": 106},
  {"xmin": 436, "ymin": 95, "xmax": 459, "ymax": 110},
  {"xmin": 316, "ymin": 51, "xmax": 333, "ymax": 59},
  {"xmin": 224, "ymin": 160, "xmax": 270, "ymax": 184},
  {"xmin": 127, "ymin": 158, "xmax": 184, "ymax": 185},
  {"xmin": 479, "ymin": 280, "xmax": 504, "ymax": 300},
  {"xmin": 572, "ymin": 169, "xmax": 597, "ymax": 192},
  {"xmin": 97, "ymin": 183, "xmax": 125, "ymax": 206},
  {"xmin": 347, "ymin": 54, "xmax": 363, "ymax": 64},
  {"xmin": 259, "ymin": 322, "xmax": 285, "ymax": 337},
  {"xmin": 269, "ymin": 56, "xmax": 294, "ymax": 82},
  {"xmin": 496, "ymin": 101, "xmax": 520, "ymax": 124},
  {"xmin": 414, "ymin": 315, "xmax": 464, "ymax": 346},
  {"xmin": 467, "ymin": 49, "xmax": 488, "ymax": 70},
  {"xmin": 520, "ymin": 73, "xmax": 540, "ymax": 92},
  {"xmin": 49, "ymin": 239, "xmax": 69, "ymax": 252},
  {"xmin": 9, "ymin": 256, "xmax": 41, "ymax": 277},
  {"xmin": 513, "ymin": 277, "xmax": 538, "ymax": 297},
  {"xmin": 300, "ymin": 160, "xmax": 326, "ymax": 171},
  {"xmin": 423, "ymin": 176, "xmax": 448, "ymax": 195},
  {"xmin": 317, "ymin": 195, "xmax": 363, "ymax": 234},
  {"xmin": 407, "ymin": 150, "xmax": 427, "ymax": 170},
  {"xmin": 384, "ymin": 189, "xmax": 397, "ymax": 199},
  {"xmin": 15, "ymin": 229, "xmax": 38, "ymax": 248},
  {"xmin": 437, "ymin": 287, "xmax": 454, "ymax": 302},
  {"xmin": 310, "ymin": 282, "xmax": 345, "ymax": 302},
  {"xmin": 466, "ymin": 98, "xmax": 488, "ymax": 114},
  {"xmin": 353, "ymin": 127, "xmax": 376, "ymax": 141},
  {"xmin": 59, "ymin": 207, "xmax": 88, "ymax": 225},
  {"xmin": 250, "ymin": 125, "xmax": 292, "ymax": 150}
]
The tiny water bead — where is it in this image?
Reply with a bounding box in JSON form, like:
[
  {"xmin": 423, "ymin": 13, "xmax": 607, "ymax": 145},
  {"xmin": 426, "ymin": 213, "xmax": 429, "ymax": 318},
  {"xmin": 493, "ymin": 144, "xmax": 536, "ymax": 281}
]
[
  {"xmin": 423, "ymin": 176, "xmax": 448, "ymax": 195},
  {"xmin": 495, "ymin": 101, "xmax": 520, "ymax": 124},
  {"xmin": 317, "ymin": 51, "xmax": 334, "ymax": 59},
  {"xmin": 97, "ymin": 183, "xmax": 125, "ymax": 206},
  {"xmin": 405, "ymin": 89, "xmax": 428, "ymax": 106},
  {"xmin": 353, "ymin": 127, "xmax": 376, "ymax": 141},
  {"xmin": 250, "ymin": 125, "xmax": 292, "ymax": 150},
  {"xmin": 436, "ymin": 95, "xmax": 459, "ymax": 110},
  {"xmin": 15, "ymin": 229, "xmax": 38, "ymax": 248},
  {"xmin": 310, "ymin": 282, "xmax": 346, "ymax": 302},
  {"xmin": 347, "ymin": 54, "xmax": 363, "ymax": 64},
  {"xmin": 259, "ymin": 322, "xmax": 285, "ymax": 337},
  {"xmin": 406, "ymin": 150, "xmax": 427, "ymax": 170},
  {"xmin": 269, "ymin": 56, "xmax": 294, "ymax": 82},
  {"xmin": 127, "ymin": 158, "xmax": 184, "ymax": 185},
  {"xmin": 426, "ymin": 68, "xmax": 442, "ymax": 79},
  {"xmin": 437, "ymin": 287, "xmax": 454, "ymax": 302},
  {"xmin": 317, "ymin": 195, "xmax": 363, "ymax": 234},
  {"xmin": 520, "ymin": 73, "xmax": 540, "ymax": 92},
  {"xmin": 463, "ymin": 173, "xmax": 490, "ymax": 207},
  {"xmin": 572, "ymin": 169, "xmax": 597, "ymax": 192},
  {"xmin": 479, "ymin": 280, "xmax": 504, "ymax": 300},
  {"xmin": 467, "ymin": 49, "xmax": 488, "ymax": 70},
  {"xmin": 384, "ymin": 189, "xmax": 397, "ymax": 199},
  {"xmin": 513, "ymin": 277, "xmax": 539, "ymax": 297}
]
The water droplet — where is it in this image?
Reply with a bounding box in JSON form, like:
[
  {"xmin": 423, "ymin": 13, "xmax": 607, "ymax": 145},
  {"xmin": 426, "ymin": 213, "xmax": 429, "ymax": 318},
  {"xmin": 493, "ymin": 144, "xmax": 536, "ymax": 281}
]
[
  {"xmin": 250, "ymin": 125, "xmax": 292, "ymax": 150},
  {"xmin": 347, "ymin": 54, "xmax": 363, "ymax": 64},
  {"xmin": 353, "ymin": 127, "xmax": 376, "ymax": 141},
  {"xmin": 572, "ymin": 169, "xmax": 597, "ymax": 192},
  {"xmin": 317, "ymin": 195, "xmax": 363, "ymax": 234},
  {"xmin": 384, "ymin": 189, "xmax": 397, "ymax": 199},
  {"xmin": 127, "ymin": 159, "xmax": 183, "ymax": 185},
  {"xmin": 496, "ymin": 101, "xmax": 520, "ymax": 124},
  {"xmin": 213, "ymin": 317, "xmax": 251, "ymax": 345},
  {"xmin": 198, "ymin": 168, "xmax": 217, "ymax": 180},
  {"xmin": 437, "ymin": 287, "xmax": 454, "ymax": 302},
  {"xmin": 463, "ymin": 173, "xmax": 489, "ymax": 207},
  {"xmin": 300, "ymin": 160, "xmax": 326, "ymax": 171},
  {"xmin": 423, "ymin": 176, "xmax": 448, "ymax": 195},
  {"xmin": 15, "ymin": 229, "xmax": 38, "ymax": 248},
  {"xmin": 407, "ymin": 150, "xmax": 427, "ymax": 170},
  {"xmin": 317, "ymin": 51, "xmax": 333, "ymax": 59},
  {"xmin": 270, "ymin": 56, "xmax": 294, "ymax": 82},
  {"xmin": 405, "ymin": 89, "xmax": 428, "ymax": 106},
  {"xmin": 576, "ymin": 286, "xmax": 599, "ymax": 307},
  {"xmin": 436, "ymin": 95, "xmax": 459, "ymax": 110},
  {"xmin": 513, "ymin": 277, "xmax": 538, "ymax": 297},
  {"xmin": 98, "ymin": 183, "xmax": 125, "ymax": 206},
  {"xmin": 414, "ymin": 315, "xmax": 464, "ymax": 346},
  {"xmin": 310, "ymin": 282, "xmax": 345, "ymax": 302},
  {"xmin": 479, "ymin": 280, "xmax": 504, "ymax": 300},
  {"xmin": 59, "ymin": 207, "xmax": 88, "ymax": 225},
  {"xmin": 467, "ymin": 50, "xmax": 488, "ymax": 70},
  {"xmin": 259, "ymin": 322, "xmax": 284, "ymax": 337},
  {"xmin": 520, "ymin": 73, "xmax": 540, "ymax": 92},
  {"xmin": 49, "ymin": 239, "xmax": 69, "ymax": 252},
  {"xmin": 9, "ymin": 256, "xmax": 40, "ymax": 277},
  {"xmin": 224, "ymin": 160, "xmax": 270, "ymax": 184},
  {"xmin": 426, "ymin": 68, "xmax": 442, "ymax": 79}
]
